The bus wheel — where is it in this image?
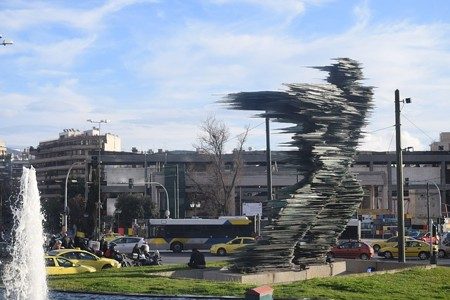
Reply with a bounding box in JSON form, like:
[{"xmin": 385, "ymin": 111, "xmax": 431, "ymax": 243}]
[
  {"xmin": 217, "ymin": 248, "xmax": 227, "ymax": 256},
  {"xmin": 171, "ymin": 242, "xmax": 183, "ymax": 253}
]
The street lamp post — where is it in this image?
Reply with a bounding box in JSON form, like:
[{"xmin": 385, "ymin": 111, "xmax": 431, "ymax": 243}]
[
  {"xmin": 64, "ymin": 162, "xmax": 83, "ymax": 232},
  {"xmin": 87, "ymin": 119, "xmax": 109, "ymax": 239},
  {"xmin": 145, "ymin": 181, "xmax": 170, "ymax": 218}
]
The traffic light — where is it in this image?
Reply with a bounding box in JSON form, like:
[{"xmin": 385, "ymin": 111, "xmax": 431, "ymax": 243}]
[
  {"xmin": 59, "ymin": 213, "xmax": 64, "ymax": 225},
  {"xmin": 432, "ymin": 224, "xmax": 437, "ymax": 237},
  {"xmin": 128, "ymin": 178, "xmax": 134, "ymax": 189}
]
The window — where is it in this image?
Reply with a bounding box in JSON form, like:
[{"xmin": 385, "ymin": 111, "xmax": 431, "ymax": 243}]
[
  {"xmin": 340, "ymin": 242, "xmax": 351, "ymax": 249},
  {"xmin": 230, "ymin": 239, "xmax": 241, "ymax": 245},
  {"xmin": 57, "ymin": 258, "xmax": 73, "ymax": 267},
  {"xmin": 62, "ymin": 252, "xmax": 78, "ymax": 259},
  {"xmin": 45, "ymin": 258, "xmax": 55, "ymax": 267},
  {"xmin": 243, "ymin": 239, "xmax": 255, "ymax": 244},
  {"xmin": 78, "ymin": 252, "xmax": 97, "ymax": 260},
  {"xmin": 126, "ymin": 238, "xmax": 140, "ymax": 244}
]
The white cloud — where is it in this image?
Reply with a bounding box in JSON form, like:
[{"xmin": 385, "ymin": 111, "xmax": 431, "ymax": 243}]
[
  {"xmin": 352, "ymin": 0, "xmax": 371, "ymax": 30},
  {"xmin": 211, "ymin": 0, "xmax": 306, "ymax": 17},
  {"xmin": 18, "ymin": 36, "xmax": 98, "ymax": 68},
  {"xmin": 0, "ymin": 0, "xmax": 156, "ymax": 32},
  {"xmin": 2, "ymin": 0, "xmax": 450, "ymax": 154}
]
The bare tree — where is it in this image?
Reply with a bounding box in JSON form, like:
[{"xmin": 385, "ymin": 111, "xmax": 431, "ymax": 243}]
[{"xmin": 189, "ymin": 115, "xmax": 249, "ymax": 216}]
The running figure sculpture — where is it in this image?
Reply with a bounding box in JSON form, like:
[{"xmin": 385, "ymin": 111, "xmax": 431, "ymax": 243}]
[{"xmin": 223, "ymin": 58, "xmax": 374, "ymax": 272}]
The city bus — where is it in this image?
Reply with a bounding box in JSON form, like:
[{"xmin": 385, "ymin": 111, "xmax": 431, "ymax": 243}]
[{"xmin": 146, "ymin": 216, "xmax": 255, "ymax": 252}]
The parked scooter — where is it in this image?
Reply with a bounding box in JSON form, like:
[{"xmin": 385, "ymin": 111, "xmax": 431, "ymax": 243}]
[
  {"xmin": 132, "ymin": 245, "xmax": 162, "ymax": 266},
  {"xmin": 105, "ymin": 243, "xmax": 134, "ymax": 267}
]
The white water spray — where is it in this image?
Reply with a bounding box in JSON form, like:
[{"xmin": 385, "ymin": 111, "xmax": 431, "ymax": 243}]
[{"xmin": 2, "ymin": 167, "xmax": 48, "ymax": 300}]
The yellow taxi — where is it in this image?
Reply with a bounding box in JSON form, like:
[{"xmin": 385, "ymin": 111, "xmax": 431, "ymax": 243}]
[
  {"xmin": 45, "ymin": 255, "xmax": 96, "ymax": 275},
  {"xmin": 48, "ymin": 249, "xmax": 121, "ymax": 271},
  {"xmin": 379, "ymin": 240, "xmax": 438, "ymax": 260},
  {"xmin": 371, "ymin": 236, "xmax": 418, "ymax": 253},
  {"xmin": 210, "ymin": 237, "xmax": 255, "ymax": 256}
]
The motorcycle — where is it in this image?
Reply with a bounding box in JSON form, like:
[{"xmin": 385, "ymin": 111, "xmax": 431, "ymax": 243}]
[
  {"xmin": 105, "ymin": 243, "xmax": 134, "ymax": 267},
  {"xmin": 132, "ymin": 250, "xmax": 162, "ymax": 266}
]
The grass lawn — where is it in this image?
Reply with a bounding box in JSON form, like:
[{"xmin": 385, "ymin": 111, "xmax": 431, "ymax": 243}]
[{"xmin": 46, "ymin": 262, "xmax": 450, "ymax": 299}]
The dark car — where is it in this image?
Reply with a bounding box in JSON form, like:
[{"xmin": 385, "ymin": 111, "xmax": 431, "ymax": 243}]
[{"xmin": 328, "ymin": 241, "xmax": 374, "ymax": 260}]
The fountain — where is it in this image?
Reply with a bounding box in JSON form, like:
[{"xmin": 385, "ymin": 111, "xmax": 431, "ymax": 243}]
[{"xmin": 2, "ymin": 167, "xmax": 48, "ymax": 300}]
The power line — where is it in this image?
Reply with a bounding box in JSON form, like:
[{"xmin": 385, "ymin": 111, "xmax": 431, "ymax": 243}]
[
  {"xmin": 387, "ymin": 128, "xmax": 395, "ymax": 151},
  {"xmin": 368, "ymin": 125, "xmax": 395, "ymax": 133},
  {"xmin": 401, "ymin": 113, "xmax": 435, "ymax": 142},
  {"xmin": 227, "ymin": 121, "xmax": 266, "ymax": 142}
]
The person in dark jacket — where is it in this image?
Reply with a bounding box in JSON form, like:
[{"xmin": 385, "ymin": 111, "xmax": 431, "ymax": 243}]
[
  {"xmin": 188, "ymin": 248, "xmax": 205, "ymax": 269},
  {"xmin": 132, "ymin": 243, "xmax": 141, "ymax": 256}
]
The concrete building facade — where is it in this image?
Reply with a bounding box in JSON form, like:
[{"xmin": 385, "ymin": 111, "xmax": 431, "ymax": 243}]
[
  {"xmin": 0, "ymin": 139, "xmax": 6, "ymax": 157},
  {"xmin": 31, "ymin": 128, "xmax": 121, "ymax": 202},
  {"xmin": 93, "ymin": 150, "xmax": 450, "ymax": 234},
  {"xmin": 430, "ymin": 132, "xmax": 450, "ymax": 151}
]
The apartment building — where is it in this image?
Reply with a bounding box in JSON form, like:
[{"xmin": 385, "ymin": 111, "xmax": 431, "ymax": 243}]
[
  {"xmin": 0, "ymin": 139, "xmax": 6, "ymax": 157},
  {"xmin": 31, "ymin": 128, "xmax": 121, "ymax": 202}
]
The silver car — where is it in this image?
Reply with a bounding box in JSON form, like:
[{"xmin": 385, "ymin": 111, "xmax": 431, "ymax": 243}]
[{"xmin": 110, "ymin": 237, "xmax": 147, "ymax": 254}]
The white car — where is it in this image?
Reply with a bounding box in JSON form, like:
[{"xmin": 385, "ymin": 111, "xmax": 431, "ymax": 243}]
[
  {"xmin": 438, "ymin": 238, "xmax": 450, "ymax": 258},
  {"xmin": 110, "ymin": 237, "xmax": 147, "ymax": 254}
]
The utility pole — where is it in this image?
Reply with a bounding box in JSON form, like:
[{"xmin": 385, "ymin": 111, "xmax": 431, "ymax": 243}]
[
  {"xmin": 395, "ymin": 89, "xmax": 406, "ymax": 263},
  {"xmin": 266, "ymin": 116, "xmax": 272, "ymax": 202},
  {"xmin": 87, "ymin": 119, "xmax": 108, "ymax": 239}
]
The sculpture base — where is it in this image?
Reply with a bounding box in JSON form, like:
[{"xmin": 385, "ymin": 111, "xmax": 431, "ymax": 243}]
[{"xmin": 152, "ymin": 260, "xmax": 433, "ymax": 285}]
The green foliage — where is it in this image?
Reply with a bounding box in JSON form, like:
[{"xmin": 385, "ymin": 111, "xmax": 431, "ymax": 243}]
[
  {"xmin": 67, "ymin": 195, "xmax": 87, "ymax": 232},
  {"xmin": 274, "ymin": 267, "xmax": 450, "ymax": 300},
  {"xmin": 115, "ymin": 194, "xmax": 157, "ymax": 227},
  {"xmin": 46, "ymin": 265, "xmax": 450, "ymax": 299},
  {"xmin": 41, "ymin": 198, "xmax": 62, "ymax": 233}
]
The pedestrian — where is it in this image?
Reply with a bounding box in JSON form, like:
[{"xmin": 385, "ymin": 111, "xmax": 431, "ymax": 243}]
[
  {"xmin": 48, "ymin": 235, "xmax": 57, "ymax": 251},
  {"xmin": 52, "ymin": 240, "xmax": 64, "ymax": 250},
  {"xmin": 187, "ymin": 248, "xmax": 205, "ymax": 269},
  {"xmin": 132, "ymin": 243, "xmax": 141, "ymax": 257}
]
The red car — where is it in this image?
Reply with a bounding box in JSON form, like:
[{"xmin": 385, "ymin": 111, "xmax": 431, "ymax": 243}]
[
  {"xmin": 420, "ymin": 233, "xmax": 439, "ymax": 245},
  {"xmin": 328, "ymin": 241, "xmax": 374, "ymax": 260}
]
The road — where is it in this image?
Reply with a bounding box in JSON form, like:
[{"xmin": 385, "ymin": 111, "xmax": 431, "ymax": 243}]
[
  {"xmin": 158, "ymin": 250, "xmax": 450, "ymax": 266},
  {"xmin": 159, "ymin": 250, "xmax": 232, "ymax": 265}
]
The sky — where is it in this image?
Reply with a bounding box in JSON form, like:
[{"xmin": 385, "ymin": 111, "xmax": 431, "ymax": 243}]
[{"xmin": 1, "ymin": 0, "xmax": 450, "ymax": 153}]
